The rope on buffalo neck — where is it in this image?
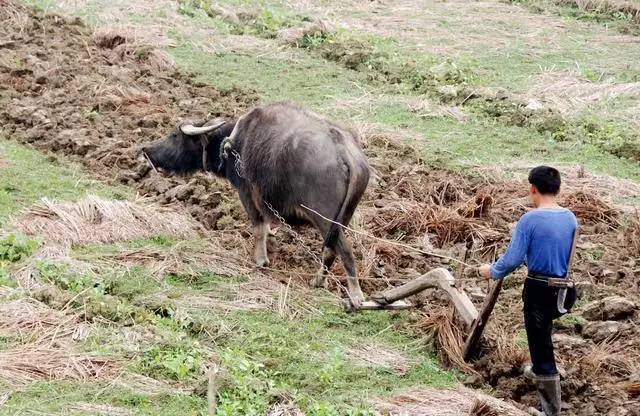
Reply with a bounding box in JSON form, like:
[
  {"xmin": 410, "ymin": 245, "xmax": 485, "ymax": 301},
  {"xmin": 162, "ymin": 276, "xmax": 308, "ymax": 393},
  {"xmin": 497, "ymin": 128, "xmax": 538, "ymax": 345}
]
[{"xmin": 299, "ymin": 204, "xmax": 477, "ymax": 269}]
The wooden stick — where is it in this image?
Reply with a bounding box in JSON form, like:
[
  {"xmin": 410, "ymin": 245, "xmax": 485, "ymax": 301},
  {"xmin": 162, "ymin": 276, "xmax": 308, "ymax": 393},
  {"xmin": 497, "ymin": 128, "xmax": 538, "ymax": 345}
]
[
  {"xmin": 463, "ymin": 278, "xmax": 504, "ymax": 362},
  {"xmin": 345, "ymin": 269, "xmax": 478, "ymax": 327},
  {"xmin": 208, "ymin": 364, "xmax": 218, "ymax": 416},
  {"xmin": 344, "ymin": 299, "xmax": 412, "ymax": 312},
  {"xmin": 371, "ymin": 268, "xmax": 478, "ymax": 326}
]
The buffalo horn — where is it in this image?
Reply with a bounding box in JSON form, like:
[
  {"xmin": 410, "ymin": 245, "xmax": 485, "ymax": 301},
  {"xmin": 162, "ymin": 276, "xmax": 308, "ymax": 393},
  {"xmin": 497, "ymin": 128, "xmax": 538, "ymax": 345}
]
[{"xmin": 180, "ymin": 120, "xmax": 226, "ymax": 136}]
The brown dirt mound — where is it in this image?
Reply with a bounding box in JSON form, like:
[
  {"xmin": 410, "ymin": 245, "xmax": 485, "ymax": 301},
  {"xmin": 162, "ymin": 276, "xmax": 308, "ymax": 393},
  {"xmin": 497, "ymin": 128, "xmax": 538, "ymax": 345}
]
[{"xmin": 1, "ymin": 4, "xmax": 640, "ymax": 415}]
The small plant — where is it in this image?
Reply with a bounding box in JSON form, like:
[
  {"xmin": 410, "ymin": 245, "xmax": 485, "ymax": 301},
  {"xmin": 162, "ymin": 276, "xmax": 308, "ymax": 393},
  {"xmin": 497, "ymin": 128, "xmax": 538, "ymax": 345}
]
[
  {"xmin": 84, "ymin": 109, "xmax": 100, "ymax": 122},
  {"xmin": 587, "ymin": 248, "xmax": 605, "ymax": 261},
  {"xmin": 0, "ymin": 267, "xmax": 17, "ymax": 288},
  {"xmin": 176, "ymin": 0, "xmax": 205, "ymax": 17},
  {"xmin": 36, "ymin": 261, "xmax": 97, "ymax": 292},
  {"xmin": 216, "ymin": 348, "xmax": 275, "ymax": 415},
  {"xmin": 0, "ymin": 233, "xmax": 40, "ymax": 262},
  {"xmin": 137, "ymin": 343, "xmax": 204, "ymax": 381},
  {"xmin": 318, "ymin": 349, "xmax": 345, "ymax": 387}
]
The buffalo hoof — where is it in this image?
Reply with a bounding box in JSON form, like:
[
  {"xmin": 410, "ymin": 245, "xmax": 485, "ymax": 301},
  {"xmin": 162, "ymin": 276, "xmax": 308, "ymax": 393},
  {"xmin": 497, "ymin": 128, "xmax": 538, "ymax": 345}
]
[
  {"xmin": 310, "ymin": 275, "xmax": 328, "ymax": 290},
  {"xmin": 255, "ymin": 258, "xmax": 270, "ymax": 268},
  {"xmin": 348, "ymin": 290, "xmax": 365, "ymax": 309}
]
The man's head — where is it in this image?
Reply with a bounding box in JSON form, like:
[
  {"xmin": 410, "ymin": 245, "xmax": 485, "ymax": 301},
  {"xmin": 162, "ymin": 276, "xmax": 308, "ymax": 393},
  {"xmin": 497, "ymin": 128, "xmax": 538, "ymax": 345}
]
[{"xmin": 528, "ymin": 165, "xmax": 561, "ymax": 207}]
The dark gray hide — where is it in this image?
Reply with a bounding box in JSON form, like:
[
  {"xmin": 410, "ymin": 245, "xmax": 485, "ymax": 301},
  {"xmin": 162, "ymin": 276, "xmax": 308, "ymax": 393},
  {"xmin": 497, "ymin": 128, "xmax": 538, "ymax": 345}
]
[{"xmin": 142, "ymin": 101, "xmax": 370, "ymax": 306}]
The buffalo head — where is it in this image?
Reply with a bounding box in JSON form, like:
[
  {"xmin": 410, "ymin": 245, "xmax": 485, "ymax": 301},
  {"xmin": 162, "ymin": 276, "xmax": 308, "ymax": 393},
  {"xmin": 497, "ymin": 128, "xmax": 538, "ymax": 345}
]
[{"xmin": 142, "ymin": 119, "xmax": 233, "ymax": 175}]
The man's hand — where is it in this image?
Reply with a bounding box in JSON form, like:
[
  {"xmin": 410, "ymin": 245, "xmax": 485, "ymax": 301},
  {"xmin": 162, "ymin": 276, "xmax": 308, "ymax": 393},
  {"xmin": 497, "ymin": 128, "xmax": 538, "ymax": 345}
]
[{"xmin": 478, "ymin": 264, "xmax": 493, "ymax": 279}]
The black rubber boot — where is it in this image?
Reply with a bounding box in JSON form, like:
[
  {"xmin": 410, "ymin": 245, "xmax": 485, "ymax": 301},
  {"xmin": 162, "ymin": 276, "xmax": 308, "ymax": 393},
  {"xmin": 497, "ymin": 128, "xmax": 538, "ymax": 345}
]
[{"xmin": 535, "ymin": 374, "xmax": 561, "ymax": 416}]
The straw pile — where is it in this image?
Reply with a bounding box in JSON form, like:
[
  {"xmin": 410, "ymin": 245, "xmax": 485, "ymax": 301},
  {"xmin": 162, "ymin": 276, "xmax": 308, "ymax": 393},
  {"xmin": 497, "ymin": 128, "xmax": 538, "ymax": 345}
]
[
  {"xmin": 420, "ymin": 311, "xmax": 476, "ymax": 375},
  {"xmin": 373, "ymin": 202, "xmax": 501, "ymax": 247},
  {"xmin": 0, "ymin": 344, "xmax": 118, "ymax": 383},
  {"xmin": 345, "ymin": 344, "xmax": 416, "ymax": 375},
  {"xmin": 372, "ymin": 387, "xmax": 528, "ymax": 416},
  {"xmin": 561, "ymin": 191, "xmax": 619, "ymax": 226},
  {"xmin": 469, "ymin": 398, "xmax": 500, "ymax": 416},
  {"xmin": 93, "ymin": 27, "xmax": 135, "ymax": 49},
  {"xmin": 0, "ymin": 298, "xmax": 73, "ymax": 337},
  {"xmin": 625, "ymin": 381, "xmax": 640, "ymax": 396},
  {"xmin": 13, "ymin": 195, "xmax": 201, "ymax": 247}
]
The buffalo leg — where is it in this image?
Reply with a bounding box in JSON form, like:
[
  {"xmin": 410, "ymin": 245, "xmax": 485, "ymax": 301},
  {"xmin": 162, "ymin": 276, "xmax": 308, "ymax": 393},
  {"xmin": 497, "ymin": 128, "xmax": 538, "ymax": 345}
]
[
  {"xmin": 335, "ymin": 231, "xmax": 365, "ymax": 307},
  {"xmin": 237, "ymin": 187, "xmax": 270, "ymax": 267},
  {"xmin": 252, "ymin": 221, "xmax": 270, "ymax": 267},
  {"xmin": 311, "ymin": 247, "xmax": 337, "ymax": 289}
]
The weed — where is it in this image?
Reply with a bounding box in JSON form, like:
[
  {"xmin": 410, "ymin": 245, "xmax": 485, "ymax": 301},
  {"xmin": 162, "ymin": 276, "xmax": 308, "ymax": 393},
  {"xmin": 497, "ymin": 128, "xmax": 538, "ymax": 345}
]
[
  {"xmin": 176, "ymin": 0, "xmax": 206, "ymax": 18},
  {"xmin": 235, "ymin": 8, "xmax": 295, "ymax": 38},
  {"xmin": 136, "ymin": 343, "xmax": 205, "ymax": 381},
  {"xmin": 0, "ymin": 232, "xmax": 40, "ymax": 262},
  {"xmin": 296, "ymin": 31, "xmax": 334, "ymax": 49},
  {"xmin": 82, "ymin": 292, "xmax": 148, "ymax": 322},
  {"xmin": 297, "ymin": 31, "xmax": 471, "ymax": 95},
  {"xmin": 216, "ymin": 348, "xmax": 275, "ymax": 415},
  {"xmin": 506, "ymin": 0, "xmax": 640, "ymax": 35},
  {"xmin": 550, "ymin": 116, "xmax": 640, "ymax": 162},
  {"xmin": 103, "ymin": 265, "xmax": 162, "ymax": 300},
  {"xmin": 128, "ymin": 234, "xmax": 177, "ymax": 248},
  {"xmin": 557, "ymin": 314, "xmax": 587, "ymax": 327},
  {"xmin": 167, "ymin": 270, "xmax": 247, "ymax": 290},
  {"xmin": 0, "ymin": 266, "xmax": 17, "ymax": 288},
  {"xmin": 36, "ymin": 261, "xmax": 96, "ymax": 292},
  {"xmin": 84, "ymin": 108, "xmax": 100, "ymax": 123},
  {"xmin": 587, "ymin": 248, "xmax": 605, "ymax": 261},
  {"xmin": 515, "ymin": 329, "xmax": 528, "ymax": 347}
]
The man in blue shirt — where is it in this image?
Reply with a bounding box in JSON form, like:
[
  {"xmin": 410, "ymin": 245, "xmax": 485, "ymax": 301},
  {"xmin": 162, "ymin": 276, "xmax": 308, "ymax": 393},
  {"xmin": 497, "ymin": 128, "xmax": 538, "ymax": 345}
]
[{"xmin": 479, "ymin": 166, "xmax": 578, "ymax": 416}]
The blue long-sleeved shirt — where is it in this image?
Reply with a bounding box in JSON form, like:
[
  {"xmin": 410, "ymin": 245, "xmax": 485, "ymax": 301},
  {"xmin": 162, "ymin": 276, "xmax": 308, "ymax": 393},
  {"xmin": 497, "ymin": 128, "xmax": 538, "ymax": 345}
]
[{"xmin": 490, "ymin": 208, "xmax": 578, "ymax": 279}]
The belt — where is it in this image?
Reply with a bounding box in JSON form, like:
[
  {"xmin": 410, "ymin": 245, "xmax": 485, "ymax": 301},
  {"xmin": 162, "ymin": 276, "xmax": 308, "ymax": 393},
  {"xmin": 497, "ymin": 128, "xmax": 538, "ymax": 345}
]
[{"xmin": 527, "ymin": 272, "xmax": 575, "ymax": 288}]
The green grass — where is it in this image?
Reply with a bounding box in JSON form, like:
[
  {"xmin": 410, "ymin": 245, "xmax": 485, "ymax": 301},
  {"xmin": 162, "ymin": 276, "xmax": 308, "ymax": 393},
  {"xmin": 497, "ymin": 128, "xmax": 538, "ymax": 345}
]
[
  {"xmin": 506, "ymin": 0, "xmax": 640, "ymax": 36},
  {"xmin": 0, "ymin": 139, "xmax": 130, "ymax": 223},
  {"xmin": 1, "ymin": 229, "xmax": 457, "ymax": 414},
  {"xmin": 0, "ymin": 380, "xmax": 208, "ymax": 416},
  {"xmin": 170, "ymin": 44, "xmax": 365, "ymax": 106},
  {"xmin": 123, "ymin": 297, "xmax": 456, "ymax": 414},
  {"xmin": 24, "ymin": 0, "xmax": 640, "ymax": 182}
]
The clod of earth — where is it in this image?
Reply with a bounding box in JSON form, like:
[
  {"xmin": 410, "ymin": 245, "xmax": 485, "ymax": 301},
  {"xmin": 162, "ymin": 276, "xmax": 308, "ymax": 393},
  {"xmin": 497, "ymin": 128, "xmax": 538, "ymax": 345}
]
[
  {"xmin": 582, "ymin": 321, "xmax": 627, "ymax": 343},
  {"xmin": 552, "ymin": 333, "xmax": 587, "ymax": 349},
  {"xmin": 581, "ymin": 296, "xmax": 637, "ymax": 321}
]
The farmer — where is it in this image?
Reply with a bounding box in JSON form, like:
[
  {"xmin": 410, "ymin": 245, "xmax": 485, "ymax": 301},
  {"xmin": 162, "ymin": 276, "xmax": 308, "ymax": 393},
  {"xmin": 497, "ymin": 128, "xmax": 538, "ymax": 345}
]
[{"xmin": 478, "ymin": 166, "xmax": 578, "ymax": 416}]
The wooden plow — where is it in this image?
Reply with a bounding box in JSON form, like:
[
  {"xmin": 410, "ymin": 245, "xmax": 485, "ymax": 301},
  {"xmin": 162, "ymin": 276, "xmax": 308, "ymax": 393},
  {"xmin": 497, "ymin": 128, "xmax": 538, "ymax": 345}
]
[{"xmin": 344, "ymin": 268, "xmax": 503, "ymax": 362}]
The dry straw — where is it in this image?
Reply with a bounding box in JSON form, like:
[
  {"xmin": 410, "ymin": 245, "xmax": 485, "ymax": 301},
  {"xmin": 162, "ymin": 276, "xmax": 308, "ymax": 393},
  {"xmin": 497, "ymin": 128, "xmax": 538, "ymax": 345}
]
[
  {"xmin": 0, "ymin": 343, "xmax": 118, "ymax": 383},
  {"xmin": 13, "ymin": 195, "xmax": 201, "ymax": 247},
  {"xmin": 344, "ymin": 344, "xmax": 417, "ymax": 375},
  {"xmin": 373, "ymin": 387, "xmax": 528, "ymax": 416},
  {"xmin": 469, "ymin": 398, "xmax": 499, "ymax": 416},
  {"xmin": 421, "ymin": 311, "xmax": 477, "ymax": 375}
]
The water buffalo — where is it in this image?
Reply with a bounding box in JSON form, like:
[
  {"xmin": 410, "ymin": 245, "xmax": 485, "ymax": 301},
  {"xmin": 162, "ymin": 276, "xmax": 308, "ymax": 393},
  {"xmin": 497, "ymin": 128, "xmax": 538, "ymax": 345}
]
[{"xmin": 142, "ymin": 101, "xmax": 370, "ymax": 306}]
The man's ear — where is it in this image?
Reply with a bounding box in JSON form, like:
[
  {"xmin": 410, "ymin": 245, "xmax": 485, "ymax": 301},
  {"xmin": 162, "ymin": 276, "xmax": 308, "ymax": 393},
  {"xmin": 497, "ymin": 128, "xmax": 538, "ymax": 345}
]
[{"xmin": 529, "ymin": 184, "xmax": 538, "ymax": 195}]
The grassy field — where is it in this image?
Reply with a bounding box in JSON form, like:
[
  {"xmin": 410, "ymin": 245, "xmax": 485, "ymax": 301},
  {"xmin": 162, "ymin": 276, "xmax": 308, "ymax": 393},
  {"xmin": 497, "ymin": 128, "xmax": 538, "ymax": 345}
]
[
  {"xmin": 26, "ymin": 0, "xmax": 640, "ymax": 177},
  {"xmin": 3, "ymin": 0, "xmax": 640, "ymax": 414},
  {"xmin": 0, "ymin": 138, "xmax": 457, "ymax": 415}
]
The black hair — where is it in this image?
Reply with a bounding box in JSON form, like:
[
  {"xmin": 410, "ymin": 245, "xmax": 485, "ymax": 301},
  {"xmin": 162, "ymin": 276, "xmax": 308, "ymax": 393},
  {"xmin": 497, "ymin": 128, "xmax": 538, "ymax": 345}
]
[{"xmin": 528, "ymin": 165, "xmax": 561, "ymax": 195}]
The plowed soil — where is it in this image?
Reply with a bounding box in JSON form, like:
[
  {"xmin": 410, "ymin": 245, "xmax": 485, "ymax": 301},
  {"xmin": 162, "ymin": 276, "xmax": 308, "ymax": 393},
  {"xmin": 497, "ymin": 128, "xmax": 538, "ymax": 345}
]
[{"xmin": 1, "ymin": 4, "xmax": 639, "ymax": 415}]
